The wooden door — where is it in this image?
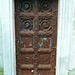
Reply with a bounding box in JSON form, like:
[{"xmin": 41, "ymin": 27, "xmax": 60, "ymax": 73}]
[{"xmin": 15, "ymin": 0, "xmax": 58, "ymax": 75}]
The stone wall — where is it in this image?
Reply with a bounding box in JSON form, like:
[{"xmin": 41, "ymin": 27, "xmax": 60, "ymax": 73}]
[{"xmin": 0, "ymin": 4, "xmax": 4, "ymax": 75}]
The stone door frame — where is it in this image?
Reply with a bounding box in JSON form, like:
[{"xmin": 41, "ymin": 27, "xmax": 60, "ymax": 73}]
[{"xmin": 0, "ymin": 0, "xmax": 73, "ymax": 75}]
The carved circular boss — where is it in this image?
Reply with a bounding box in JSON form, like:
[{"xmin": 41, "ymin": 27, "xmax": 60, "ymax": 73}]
[
  {"xmin": 20, "ymin": 1, "xmax": 33, "ymax": 13},
  {"xmin": 39, "ymin": 1, "xmax": 52, "ymax": 12},
  {"xmin": 21, "ymin": 19, "xmax": 33, "ymax": 30},
  {"xmin": 39, "ymin": 19, "xmax": 52, "ymax": 31}
]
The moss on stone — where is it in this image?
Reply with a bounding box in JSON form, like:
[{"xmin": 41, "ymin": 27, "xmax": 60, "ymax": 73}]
[
  {"xmin": 0, "ymin": 73, "xmax": 4, "ymax": 75},
  {"xmin": 0, "ymin": 68, "xmax": 3, "ymax": 72},
  {"xmin": 68, "ymin": 69, "xmax": 75, "ymax": 75}
]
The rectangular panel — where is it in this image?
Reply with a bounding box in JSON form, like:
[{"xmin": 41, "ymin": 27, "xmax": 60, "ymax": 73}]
[
  {"xmin": 17, "ymin": 70, "xmax": 33, "ymax": 75},
  {"xmin": 38, "ymin": 70, "xmax": 55, "ymax": 75},
  {"xmin": 38, "ymin": 49, "xmax": 56, "ymax": 69},
  {"xmin": 22, "ymin": 70, "xmax": 33, "ymax": 75}
]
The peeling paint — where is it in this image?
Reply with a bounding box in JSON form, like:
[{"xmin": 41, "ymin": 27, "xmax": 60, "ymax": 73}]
[
  {"xmin": 29, "ymin": 43, "xmax": 32, "ymax": 46},
  {"xmin": 38, "ymin": 37, "xmax": 51, "ymax": 48},
  {"xmin": 43, "ymin": 37, "xmax": 47, "ymax": 40},
  {"xmin": 24, "ymin": 44, "xmax": 26, "ymax": 48},
  {"xmin": 40, "ymin": 42, "xmax": 43, "ymax": 47}
]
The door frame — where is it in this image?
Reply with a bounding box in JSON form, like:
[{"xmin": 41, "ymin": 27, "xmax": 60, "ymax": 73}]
[{"xmin": 0, "ymin": 0, "xmax": 73, "ymax": 75}]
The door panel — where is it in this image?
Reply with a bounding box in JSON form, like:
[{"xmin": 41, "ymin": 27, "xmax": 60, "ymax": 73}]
[
  {"xmin": 39, "ymin": 53, "xmax": 50, "ymax": 64},
  {"xmin": 20, "ymin": 53, "xmax": 34, "ymax": 64},
  {"xmin": 15, "ymin": 0, "xmax": 58, "ymax": 75},
  {"xmin": 38, "ymin": 36, "xmax": 51, "ymax": 48},
  {"xmin": 20, "ymin": 36, "xmax": 33, "ymax": 48}
]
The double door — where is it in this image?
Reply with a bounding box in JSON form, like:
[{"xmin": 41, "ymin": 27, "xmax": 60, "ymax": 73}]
[{"xmin": 15, "ymin": 0, "xmax": 58, "ymax": 75}]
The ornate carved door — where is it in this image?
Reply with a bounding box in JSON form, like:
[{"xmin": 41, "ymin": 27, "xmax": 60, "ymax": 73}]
[{"xmin": 15, "ymin": 0, "xmax": 58, "ymax": 75}]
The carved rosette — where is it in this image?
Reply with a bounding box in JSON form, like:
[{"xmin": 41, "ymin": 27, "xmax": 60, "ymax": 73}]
[
  {"xmin": 39, "ymin": 0, "xmax": 53, "ymax": 12},
  {"xmin": 20, "ymin": 17, "xmax": 33, "ymax": 30},
  {"xmin": 20, "ymin": 0, "xmax": 33, "ymax": 13},
  {"xmin": 39, "ymin": 18, "xmax": 53, "ymax": 31}
]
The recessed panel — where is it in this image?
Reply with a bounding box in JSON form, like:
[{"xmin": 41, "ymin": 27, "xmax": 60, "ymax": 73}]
[
  {"xmin": 22, "ymin": 70, "xmax": 33, "ymax": 75},
  {"xmin": 20, "ymin": 17, "xmax": 34, "ymax": 31},
  {"xmin": 38, "ymin": 0, "xmax": 54, "ymax": 13},
  {"xmin": 20, "ymin": 0, "xmax": 34, "ymax": 13},
  {"xmin": 38, "ymin": 70, "xmax": 55, "ymax": 75},
  {"xmin": 38, "ymin": 17, "xmax": 53, "ymax": 31},
  {"xmin": 38, "ymin": 36, "xmax": 51, "ymax": 48},
  {"xmin": 39, "ymin": 53, "xmax": 50, "ymax": 64},
  {"xmin": 50, "ymin": 49, "xmax": 56, "ymax": 70},
  {"xmin": 20, "ymin": 53, "xmax": 34, "ymax": 64},
  {"xmin": 20, "ymin": 36, "xmax": 33, "ymax": 48}
]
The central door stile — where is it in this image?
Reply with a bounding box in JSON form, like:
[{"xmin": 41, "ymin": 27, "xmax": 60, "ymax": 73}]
[{"xmin": 34, "ymin": 1, "xmax": 39, "ymax": 75}]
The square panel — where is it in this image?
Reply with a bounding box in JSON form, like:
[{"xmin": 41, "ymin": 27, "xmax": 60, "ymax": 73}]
[
  {"xmin": 20, "ymin": 17, "xmax": 34, "ymax": 31},
  {"xmin": 38, "ymin": 36, "xmax": 51, "ymax": 48},
  {"xmin": 38, "ymin": 53, "xmax": 50, "ymax": 64},
  {"xmin": 38, "ymin": 0, "xmax": 54, "ymax": 13},
  {"xmin": 20, "ymin": 36, "xmax": 33, "ymax": 48},
  {"xmin": 38, "ymin": 17, "xmax": 53, "ymax": 31},
  {"xmin": 19, "ymin": 0, "xmax": 34, "ymax": 13},
  {"xmin": 20, "ymin": 53, "xmax": 34, "ymax": 64}
]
